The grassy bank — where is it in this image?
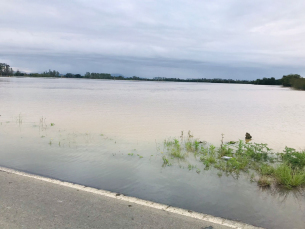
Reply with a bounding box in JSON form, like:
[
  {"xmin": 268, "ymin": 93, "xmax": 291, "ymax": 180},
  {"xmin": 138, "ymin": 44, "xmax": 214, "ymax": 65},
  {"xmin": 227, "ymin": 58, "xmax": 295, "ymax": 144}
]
[{"xmin": 162, "ymin": 132, "xmax": 305, "ymax": 190}]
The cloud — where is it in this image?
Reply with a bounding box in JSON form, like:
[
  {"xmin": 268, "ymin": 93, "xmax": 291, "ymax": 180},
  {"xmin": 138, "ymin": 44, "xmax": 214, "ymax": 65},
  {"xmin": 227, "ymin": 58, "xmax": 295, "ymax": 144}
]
[{"xmin": 1, "ymin": 0, "xmax": 305, "ymax": 79}]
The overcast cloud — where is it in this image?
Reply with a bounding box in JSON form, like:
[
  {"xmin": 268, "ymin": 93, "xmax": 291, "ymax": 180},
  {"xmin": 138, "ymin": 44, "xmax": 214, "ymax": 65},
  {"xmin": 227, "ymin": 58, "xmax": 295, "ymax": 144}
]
[{"xmin": 1, "ymin": 0, "xmax": 305, "ymax": 79}]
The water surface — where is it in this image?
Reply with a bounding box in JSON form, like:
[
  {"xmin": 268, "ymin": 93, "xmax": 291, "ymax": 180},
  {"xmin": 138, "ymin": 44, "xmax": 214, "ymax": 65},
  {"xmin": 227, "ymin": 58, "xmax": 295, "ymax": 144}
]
[{"xmin": 1, "ymin": 77, "xmax": 305, "ymax": 229}]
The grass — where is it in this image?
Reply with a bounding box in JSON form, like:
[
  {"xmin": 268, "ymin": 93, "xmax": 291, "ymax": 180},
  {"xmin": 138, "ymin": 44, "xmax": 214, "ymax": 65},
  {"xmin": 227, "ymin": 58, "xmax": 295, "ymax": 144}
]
[
  {"xmin": 259, "ymin": 164, "xmax": 274, "ymax": 175},
  {"xmin": 170, "ymin": 148, "xmax": 185, "ymax": 159},
  {"xmin": 257, "ymin": 176, "xmax": 271, "ymax": 187},
  {"xmin": 161, "ymin": 132, "xmax": 305, "ymax": 190},
  {"xmin": 200, "ymin": 155, "xmax": 217, "ymax": 169},
  {"xmin": 185, "ymin": 142, "xmax": 194, "ymax": 152},
  {"xmin": 162, "ymin": 156, "xmax": 171, "ymax": 166},
  {"xmin": 281, "ymin": 147, "xmax": 305, "ymax": 169},
  {"xmin": 273, "ymin": 164, "xmax": 305, "ymax": 189},
  {"xmin": 250, "ymin": 173, "xmax": 255, "ymax": 182},
  {"xmin": 164, "ymin": 138, "xmax": 186, "ymax": 159},
  {"xmin": 188, "ymin": 164, "xmax": 196, "ymax": 171},
  {"xmin": 50, "ymin": 123, "xmax": 55, "ymax": 126}
]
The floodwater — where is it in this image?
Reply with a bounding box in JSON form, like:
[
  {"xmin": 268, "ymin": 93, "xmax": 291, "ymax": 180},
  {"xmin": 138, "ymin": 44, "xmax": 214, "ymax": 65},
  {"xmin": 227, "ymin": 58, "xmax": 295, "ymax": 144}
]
[{"xmin": 0, "ymin": 77, "xmax": 305, "ymax": 229}]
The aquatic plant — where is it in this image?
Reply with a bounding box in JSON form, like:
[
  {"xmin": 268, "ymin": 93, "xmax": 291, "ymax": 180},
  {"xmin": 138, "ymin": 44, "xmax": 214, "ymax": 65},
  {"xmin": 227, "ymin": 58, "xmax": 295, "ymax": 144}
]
[
  {"xmin": 17, "ymin": 113, "xmax": 22, "ymax": 124},
  {"xmin": 50, "ymin": 123, "xmax": 55, "ymax": 126},
  {"xmin": 201, "ymin": 155, "xmax": 216, "ymax": 168},
  {"xmin": 194, "ymin": 140, "xmax": 200, "ymax": 151},
  {"xmin": 259, "ymin": 164, "xmax": 275, "ymax": 176},
  {"xmin": 188, "ymin": 164, "xmax": 196, "ymax": 171},
  {"xmin": 281, "ymin": 147, "xmax": 305, "ymax": 169},
  {"xmin": 218, "ymin": 144, "xmax": 234, "ymax": 158},
  {"xmin": 38, "ymin": 116, "xmax": 47, "ymax": 130},
  {"xmin": 162, "ymin": 156, "xmax": 171, "ymax": 166},
  {"xmin": 257, "ymin": 176, "xmax": 271, "ymax": 187},
  {"xmin": 185, "ymin": 141, "xmax": 194, "ymax": 152},
  {"xmin": 250, "ymin": 173, "xmax": 255, "ymax": 182},
  {"xmin": 273, "ymin": 164, "xmax": 305, "ymax": 189},
  {"xmin": 164, "ymin": 138, "xmax": 185, "ymax": 159},
  {"xmin": 228, "ymin": 141, "xmax": 236, "ymax": 144},
  {"xmin": 160, "ymin": 132, "xmax": 305, "ymax": 190}
]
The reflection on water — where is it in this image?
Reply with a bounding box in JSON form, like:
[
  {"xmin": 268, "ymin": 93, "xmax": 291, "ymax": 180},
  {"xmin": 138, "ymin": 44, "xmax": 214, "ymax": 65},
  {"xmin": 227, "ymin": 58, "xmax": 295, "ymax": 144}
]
[
  {"xmin": 261, "ymin": 186, "xmax": 305, "ymax": 204},
  {"xmin": 1, "ymin": 77, "xmax": 305, "ymax": 229}
]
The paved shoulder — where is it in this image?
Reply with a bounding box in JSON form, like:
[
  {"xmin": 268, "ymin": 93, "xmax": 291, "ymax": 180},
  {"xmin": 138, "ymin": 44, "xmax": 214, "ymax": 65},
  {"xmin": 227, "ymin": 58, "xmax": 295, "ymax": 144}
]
[{"xmin": 0, "ymin": 169, "xmax": 260, "ymax": 229}]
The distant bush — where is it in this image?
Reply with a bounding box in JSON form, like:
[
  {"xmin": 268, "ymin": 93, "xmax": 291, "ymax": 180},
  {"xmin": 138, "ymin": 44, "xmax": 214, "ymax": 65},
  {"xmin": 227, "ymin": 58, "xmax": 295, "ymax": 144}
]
[
  {"xmin": 281, "ymin": 74, "xmax": 301, "ymax": 87},
  {"xmin": 291, "ymin": 78, "xmax": 305, "ymax": 90}
]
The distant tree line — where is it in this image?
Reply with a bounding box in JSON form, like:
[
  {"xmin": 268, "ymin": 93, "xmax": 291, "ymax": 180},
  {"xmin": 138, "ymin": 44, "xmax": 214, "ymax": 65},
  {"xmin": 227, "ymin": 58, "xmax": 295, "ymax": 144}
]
[
  {"xmin": 14, "ymin": 69, "xmax": 60, "ymax": 77},
  {"xmin": 253, "ymin": 77, "xmax": 282, "ymax": 85},
  {"xmin": 13, "ymin": 68, "xmax": 145, "ymax": 81},
  {"xmin": 152, "ymin": 77, "xmax": 252, "ymax": 84},
  {"xmin": 1, "ymin": 63, "xmax": 305, "ymax": 90}
]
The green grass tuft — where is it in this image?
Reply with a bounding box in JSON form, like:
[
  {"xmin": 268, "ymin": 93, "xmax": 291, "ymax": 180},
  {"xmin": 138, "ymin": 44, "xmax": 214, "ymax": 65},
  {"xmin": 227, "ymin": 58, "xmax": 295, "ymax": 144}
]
[
  {"xmin": 162, "ymin": 156, "xmax": 171, "ymax": 166},
  {"xmin": 274, "ymin": 164, "xmax": 305, "ymax": 189},
  {"xmin": 257, "ymin": 176, "xmax": 271, "ymax": 187}
]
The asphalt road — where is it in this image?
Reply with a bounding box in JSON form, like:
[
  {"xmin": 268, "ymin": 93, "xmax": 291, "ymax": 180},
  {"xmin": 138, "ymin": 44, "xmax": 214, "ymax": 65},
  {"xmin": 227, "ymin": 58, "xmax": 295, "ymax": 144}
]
[{"xmin": 0, "ymin": 169, "xmax": 260, "ymax": 229}]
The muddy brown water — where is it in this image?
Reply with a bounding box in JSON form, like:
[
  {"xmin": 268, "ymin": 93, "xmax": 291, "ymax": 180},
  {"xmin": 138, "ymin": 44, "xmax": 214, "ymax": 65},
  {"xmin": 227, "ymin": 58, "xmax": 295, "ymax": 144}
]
[{"xmin": 0, "ymin": 77, "xmax": 305, "ymax": 228}]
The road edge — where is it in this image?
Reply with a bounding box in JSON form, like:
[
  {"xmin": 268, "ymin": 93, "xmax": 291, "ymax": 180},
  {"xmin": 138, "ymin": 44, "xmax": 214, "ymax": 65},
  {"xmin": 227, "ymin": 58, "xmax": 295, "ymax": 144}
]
[{"xmin": 0, "ymin": 166, "xmax": 263, "ymax": 229}]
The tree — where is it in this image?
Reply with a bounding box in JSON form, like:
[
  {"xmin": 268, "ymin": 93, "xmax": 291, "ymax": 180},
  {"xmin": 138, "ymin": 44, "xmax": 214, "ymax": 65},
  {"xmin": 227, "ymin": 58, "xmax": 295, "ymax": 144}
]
[
  {"xmin": 65, "ymin": 73, "xmax": 74, "ymax": 78},
  {"xmin": 0, "ymin": 63, "xmax": 14, "ymax": 76},
  {"xmin": 15, "ymin": 70, "xmax": 25, "ymax": 76},
  {"xmin": 281, "ymin": 74, "xmax": 301, "ymax": 87},
  {"xmin": 0, "ymin": 63, "xmax": 4, "ymax": 75},
  {"xmin": 85, "ymin": 72, "xmax": 91, "ymax": 78}
]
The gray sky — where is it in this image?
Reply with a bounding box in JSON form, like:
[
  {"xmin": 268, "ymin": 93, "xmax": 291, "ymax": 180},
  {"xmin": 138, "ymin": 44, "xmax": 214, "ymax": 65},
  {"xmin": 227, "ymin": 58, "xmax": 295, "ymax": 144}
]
[{"xmin": 1, "ymin": 0, "xmax": 305, "ymax": 79}]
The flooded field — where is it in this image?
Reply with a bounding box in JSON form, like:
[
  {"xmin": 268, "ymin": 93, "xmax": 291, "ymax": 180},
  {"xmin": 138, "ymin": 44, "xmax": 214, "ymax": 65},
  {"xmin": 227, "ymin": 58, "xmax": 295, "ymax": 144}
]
[{"xmin": 1, "ymin": 77, "xmax": 305, "ymax": 229}]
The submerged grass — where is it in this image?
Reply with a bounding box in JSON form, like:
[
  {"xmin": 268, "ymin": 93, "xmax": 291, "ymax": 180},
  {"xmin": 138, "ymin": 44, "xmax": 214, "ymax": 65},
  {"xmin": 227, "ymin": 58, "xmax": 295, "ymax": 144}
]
[
  {"xmin": 273, "ymin": 164, "xmax": 305, "ymax": 189},
  {"xmin": 259, "ymin": 164, "xmax": 275, "ymax": 176},
  {"xmin": 162, "ymin": 156, "xmax": 171, "ymax": 167},
  {"xmin": 257, "ymin": 176, "xmax": 271, "ymax": 187},
  {"xmin": 161, "ymin": 131, "xmax": 305, "ymax": 190}
]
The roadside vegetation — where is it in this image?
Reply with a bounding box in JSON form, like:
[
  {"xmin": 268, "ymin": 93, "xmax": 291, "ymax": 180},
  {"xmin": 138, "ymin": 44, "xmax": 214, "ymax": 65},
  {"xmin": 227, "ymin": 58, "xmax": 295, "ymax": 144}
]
[{"xmin": 162, "ymin": 132, "xmax": 305, "ymax": 190}]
